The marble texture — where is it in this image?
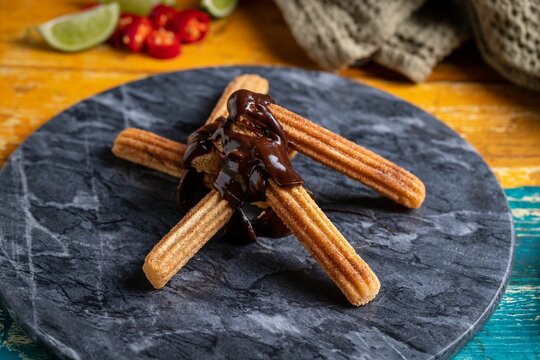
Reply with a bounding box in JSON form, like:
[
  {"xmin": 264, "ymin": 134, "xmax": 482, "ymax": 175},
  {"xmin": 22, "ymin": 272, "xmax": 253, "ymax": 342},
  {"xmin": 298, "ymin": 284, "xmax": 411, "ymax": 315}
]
[{"xmin": 0, "ymin": 67, "xmax": 514, "ymax": 360}]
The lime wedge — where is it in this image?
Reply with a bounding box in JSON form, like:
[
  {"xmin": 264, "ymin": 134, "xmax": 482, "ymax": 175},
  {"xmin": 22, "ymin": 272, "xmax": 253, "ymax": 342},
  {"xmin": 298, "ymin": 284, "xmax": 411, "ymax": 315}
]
[
  {"xmin": 101, "ymin": 0, "xmax": 176, "ymax": 16},
  {"xmin": 201, "ymin": 0, "xmax": 238, "ymax": 18},
  {"xmin": 37, "ymin": 3, "xmax": 119, "ymax": 52}
]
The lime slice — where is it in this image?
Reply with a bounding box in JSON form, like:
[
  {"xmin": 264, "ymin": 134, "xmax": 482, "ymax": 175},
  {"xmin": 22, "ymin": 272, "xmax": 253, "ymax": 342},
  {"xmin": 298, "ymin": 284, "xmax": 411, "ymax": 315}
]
[
  {"xmin": 101, "ymin": 0, "xmax": 176, "ymax": 16},
  {"xmin": 201, "ymin": 0, "xmax": 238, "ymax": 18},
  {"xmin": 37, "ymin": 3, "xmax": 119, "ymax": 52}
]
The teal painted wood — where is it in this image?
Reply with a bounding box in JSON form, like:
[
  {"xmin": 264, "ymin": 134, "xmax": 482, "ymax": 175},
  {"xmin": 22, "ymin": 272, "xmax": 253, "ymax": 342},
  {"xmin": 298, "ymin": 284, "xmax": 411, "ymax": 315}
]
[
  {"xmin": 0, "ymin": 187, "xmax": 539, "ymax": 360},
  {"xmin": 0, "ymin": 305, "xmax": 50, "ymax": 359},
  {"xmin": 454, "ymin": 187, "xmax": 540, "ymax": 360}
]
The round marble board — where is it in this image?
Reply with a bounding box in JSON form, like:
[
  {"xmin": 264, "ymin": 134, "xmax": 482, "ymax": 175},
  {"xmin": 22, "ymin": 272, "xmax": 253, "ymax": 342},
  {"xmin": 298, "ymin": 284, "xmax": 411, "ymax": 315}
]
[{"xmin": 0, "ymin": 67, "xmax": 514, "ymax": 360}]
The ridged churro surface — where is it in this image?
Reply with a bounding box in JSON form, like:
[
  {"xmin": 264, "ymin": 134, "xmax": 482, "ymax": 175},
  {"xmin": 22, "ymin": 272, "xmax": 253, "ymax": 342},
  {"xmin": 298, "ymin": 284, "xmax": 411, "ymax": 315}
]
[
  {"xmin": 112, "ymin": 128, "xmax": 185, "ymax": 178},
  {"xmin": 114, "ymin": 74, "xmax": 383, "ymax": 304},
  {"xmin": 113, "ymin": 74, "xmax": 269, "ymax": 179},
  {"xmin": 125, "ymin": 127, "xmax": 381, "ymax": 305},
  {"xmin": 112, "ymin": 123, "xmax": 381, "ymax": 304},
  {"xmin": 140, "ymin": 74, "xmax": 270, "ymax": 288},
  {"xmin": 269, "ymin": 104, "xmax": 426, "ymax": 208},
  {"xmin": 266, "ymin": 180, "xmax": 380, "ymax": 306},
  {"xmin": 143, "ymin": 190, "xmax": 234, "ymax": 288},
  {"xmin": 114, "ymin": 114, "xmax": 425, "ymax": 210},
  {"xmin": 115, "ymin": 103, "xmax": 425, "ymax": 209}
]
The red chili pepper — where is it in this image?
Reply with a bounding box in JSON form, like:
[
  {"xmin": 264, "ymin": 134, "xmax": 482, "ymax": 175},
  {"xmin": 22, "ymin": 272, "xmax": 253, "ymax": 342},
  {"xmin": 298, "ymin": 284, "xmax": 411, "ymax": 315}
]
[
  {"xmin": 168, "ymin": 9, "xmax": 210, "ymax": 44},
  {"xmin": 145, "ymin": 28, "xmax": 180, "ymax": 59},
  {"xmin": 149, "ymin": 4, "xmax": 177, "ymax": 29},
  {"xmin": 108, "ymin": 14, "xmax": 140, "ymax": 48},
  {"xmin": 121, "ymin": 16, "xmax": 153, "ymax": 52}
]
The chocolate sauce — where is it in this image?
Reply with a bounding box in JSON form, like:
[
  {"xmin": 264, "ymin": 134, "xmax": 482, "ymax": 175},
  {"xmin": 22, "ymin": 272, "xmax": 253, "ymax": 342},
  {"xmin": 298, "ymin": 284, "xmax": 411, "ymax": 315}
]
[
  {"xmin": 221, "ymin": 210, "xmax": 257, "ymax": 244},
  {"xmin": 177, "ymin": 89, "xmax": 303, "ymax": 243},
  {"xmin": 176, "ymin": 169, "xmax": 209, "ymax": 214},
  {"xmin": 252, "ymin": 207, "xmax": 291, "ymax": 238},
  {"xmin": 213, "ymin": 90, "xmax": 303, "ymax": 206}
]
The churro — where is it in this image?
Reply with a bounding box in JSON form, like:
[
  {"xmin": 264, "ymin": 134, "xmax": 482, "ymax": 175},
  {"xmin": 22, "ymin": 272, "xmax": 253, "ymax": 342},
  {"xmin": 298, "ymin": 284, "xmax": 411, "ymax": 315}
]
[
  {"xmin": 266, "ymin": 181, "xmax": 380, "ymax": 305},
  {"xmin": 143, "ymin": 189, "xmax": 233, "ymax": 288},
  {"xmin": 115, "ymin": 99, "xmax": 424, "ymax": 209},
  {"xmin": 269, "ymin": 104, "xmax": 425, "ymax": 208},
  {"xmin": 112, "ymin": 128, "xmax": 185, "ymax": 177},
  {"xmin": 113, "ymin": 74, "xmax": 269, "ymax": 176},
  {"xmin": 142, "ymin": 75, "xmax": 268, "ymax": 289},
  {"xmin": 115, "ymin": 129, "xmax": 380, "ymax": 304},
  {"xmin": 114, "ymin": 88, "xmax": 381, "ymax": 306}
]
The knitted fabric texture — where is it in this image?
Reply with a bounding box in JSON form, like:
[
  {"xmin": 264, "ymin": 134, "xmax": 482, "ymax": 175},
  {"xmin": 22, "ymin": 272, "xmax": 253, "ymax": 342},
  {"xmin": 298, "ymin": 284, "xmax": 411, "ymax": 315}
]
[
  {"xmin": 274, "ymin": 0, "xmax": 540, "ymax": 90},
  {"xmin": 374, "ymin": 1, "xmax": 470, "ymax": 82},
  {"xmin": 274, "ymin": 0, "xmax": 425, "ymax": 70},
  {"xmin": 467, "ymin": 0, "xmax": 540, "ymax": 90}
]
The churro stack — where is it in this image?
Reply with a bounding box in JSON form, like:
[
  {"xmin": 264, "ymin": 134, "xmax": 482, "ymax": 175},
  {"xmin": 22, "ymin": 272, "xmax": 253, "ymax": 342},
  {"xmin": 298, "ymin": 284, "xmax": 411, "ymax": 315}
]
[{"xmin": 112, "ymin": 74, "xmax": 426, "ymax": 306}]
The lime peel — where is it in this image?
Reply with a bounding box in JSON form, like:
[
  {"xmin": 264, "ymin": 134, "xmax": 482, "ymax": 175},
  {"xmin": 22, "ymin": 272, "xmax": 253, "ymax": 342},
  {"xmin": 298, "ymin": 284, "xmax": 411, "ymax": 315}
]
[
  {"xmin": 37, "ymin": 3, "xmax": 120, "ymax": 52},
  {"xmin": 201, "ymin": 0, "xmax": 238, "ymax": 18}
]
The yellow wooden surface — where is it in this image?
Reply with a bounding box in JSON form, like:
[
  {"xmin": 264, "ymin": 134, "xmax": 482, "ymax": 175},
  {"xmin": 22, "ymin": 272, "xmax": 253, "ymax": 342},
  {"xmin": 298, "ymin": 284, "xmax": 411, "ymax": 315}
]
[{"xmin": 1, "ymin": 0, "xmax": 539, "ymax": 188}]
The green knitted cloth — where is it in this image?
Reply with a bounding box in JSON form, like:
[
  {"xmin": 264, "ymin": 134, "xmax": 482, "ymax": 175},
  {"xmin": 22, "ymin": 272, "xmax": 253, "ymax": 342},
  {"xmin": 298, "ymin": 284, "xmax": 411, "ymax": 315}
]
[{"xmin": 274, "ymin": 0, "xmax": 540, "ymax": 90}]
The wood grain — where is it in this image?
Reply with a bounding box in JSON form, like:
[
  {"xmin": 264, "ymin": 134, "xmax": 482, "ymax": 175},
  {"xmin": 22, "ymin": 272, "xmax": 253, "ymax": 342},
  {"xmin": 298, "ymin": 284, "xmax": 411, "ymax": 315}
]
[
  {"xmin": 0, "ymin": 0, "xmax": 538, "ymax": 359},
  {"xmin": 1, "ymin": 1, "xmax": 538, "ymax": 188},
  {"xmin": 456, "ymin": 187, "xmax": 540, "ymax": 359}
]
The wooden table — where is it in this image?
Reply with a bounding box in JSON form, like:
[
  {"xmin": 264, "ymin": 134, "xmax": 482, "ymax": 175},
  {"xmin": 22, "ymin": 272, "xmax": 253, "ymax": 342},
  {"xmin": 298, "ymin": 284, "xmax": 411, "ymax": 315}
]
[{"xmin": 1, "ymin": 0, "xmax": 538, "ymax": 358}]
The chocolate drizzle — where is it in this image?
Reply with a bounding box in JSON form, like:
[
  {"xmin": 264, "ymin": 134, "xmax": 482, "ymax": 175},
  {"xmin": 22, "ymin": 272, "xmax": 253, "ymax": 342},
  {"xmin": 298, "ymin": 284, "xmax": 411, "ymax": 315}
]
[{"xmin": 177, "ymin": 89, "xmax": 303, "ymax": 243}]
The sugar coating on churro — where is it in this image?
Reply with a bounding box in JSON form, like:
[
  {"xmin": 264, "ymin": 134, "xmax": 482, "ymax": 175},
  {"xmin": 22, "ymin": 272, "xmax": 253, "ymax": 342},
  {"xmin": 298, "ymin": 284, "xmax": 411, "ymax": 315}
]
[
  {"xmin": 143, "ymin": 190, "xmax": 234, "ymax": 288},
  {"xmin": 174, "ymin": 88, "xmax": 381, "ymax": 305},
  {"xmin": 116, "ymin": 125, "xmax": 381, "ymax": 305},
  {"xmin": 268, "ymin": 104, "xmax": 426, "ymax": 209},
  {"xmin": 266, "ymin": 181, "xmax": 380, "ymax": 305},
  {"xmin": 112, "ymin": 128, "xmax": 186, "ymax": 178},
  {"xmin": 113, "ymin": 76, "xmax": 397, "ymax": 306},
  {"xmin": 135, "ymin": 75, "xmax": 273, "ymax": 289}
]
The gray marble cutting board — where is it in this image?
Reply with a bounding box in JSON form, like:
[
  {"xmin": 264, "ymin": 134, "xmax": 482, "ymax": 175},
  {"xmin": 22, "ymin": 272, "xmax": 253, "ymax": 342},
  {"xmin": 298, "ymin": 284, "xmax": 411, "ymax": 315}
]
[{"xmin": 0, "ymin": 67, "xmax": 514, "ymax": 360}]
